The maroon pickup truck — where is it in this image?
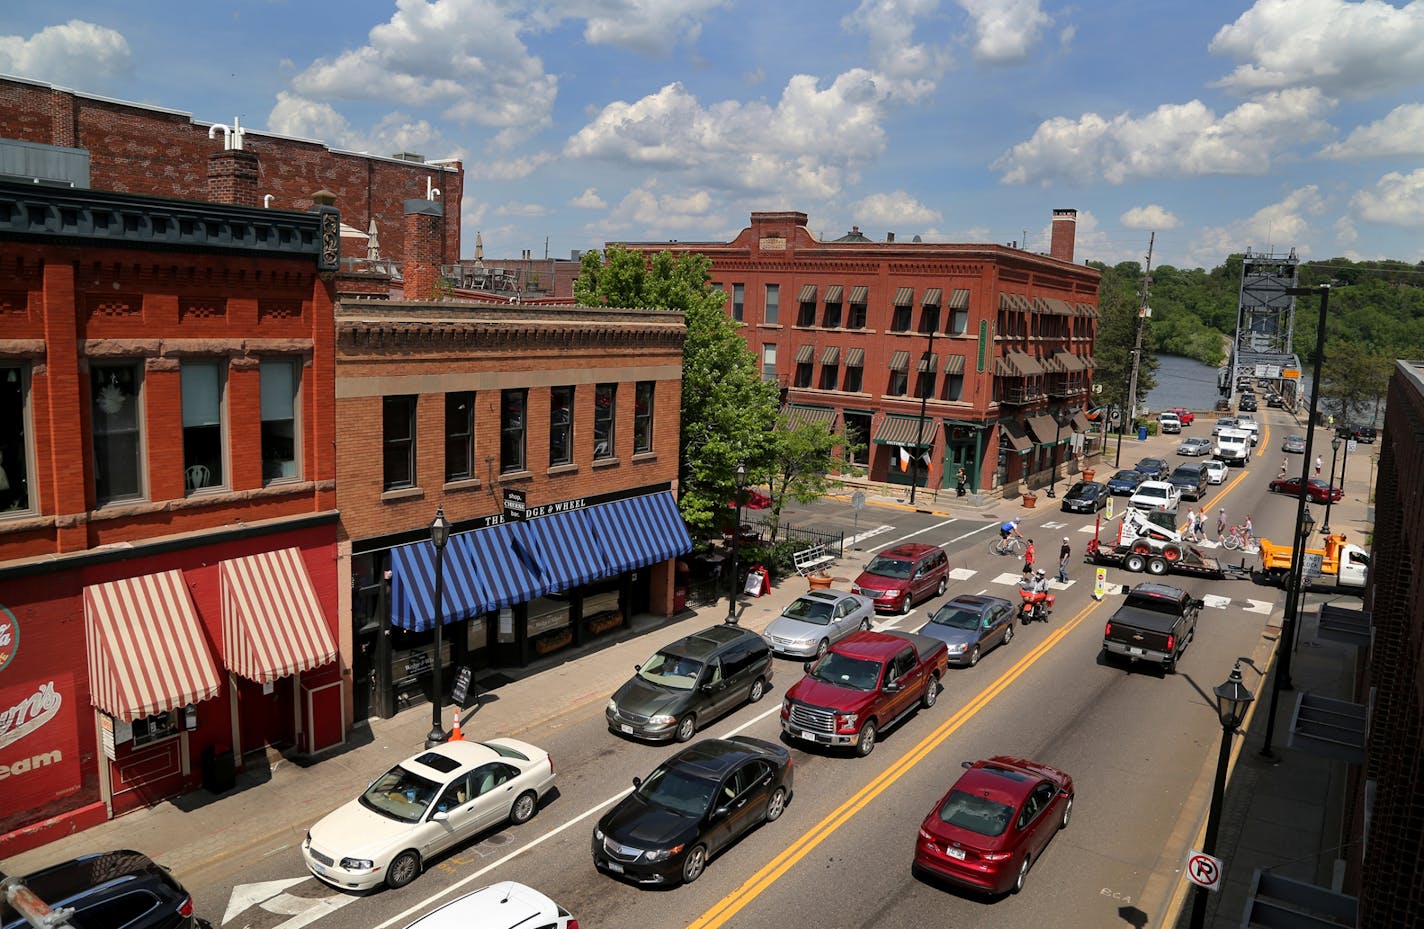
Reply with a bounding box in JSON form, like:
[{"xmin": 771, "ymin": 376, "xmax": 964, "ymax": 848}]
[{"xmin": 780, "ymin": 630, "xmax": 949, "ymax": 757}]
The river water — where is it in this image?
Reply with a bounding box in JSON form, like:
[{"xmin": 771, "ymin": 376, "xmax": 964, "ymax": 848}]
[{"xmin": 1144, "ymin": 354, "xmax": 1229, "ymax": 414}]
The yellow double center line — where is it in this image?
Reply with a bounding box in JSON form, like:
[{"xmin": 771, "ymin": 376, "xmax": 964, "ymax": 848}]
[{"xmin": 687, "ymin": 599, "xmax": 1104, "ymax": 929}]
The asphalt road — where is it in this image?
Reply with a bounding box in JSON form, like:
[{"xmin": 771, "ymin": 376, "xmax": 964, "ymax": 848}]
[{"xmin": 189, "ymin": 409, "xmax": 1339, "ymax": 929}]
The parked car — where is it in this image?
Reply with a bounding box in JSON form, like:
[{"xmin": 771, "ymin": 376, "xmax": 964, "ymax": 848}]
[
  {"xmin": 1060, "ymin": 480, "xmax": 1108, "ymax": 513},
  {"xmin": 763, "ymin": 589, "xmax": 874, "ymax": 659},
  {"xmin": 1281, "ymin": 434, "xmax": 1307, "ymax": 453},
  {"xmin": 1268, "ymin": 476, "xmax": 1343, "ymax": 503},
  {"xmin": 592, "ymin": 736, "xmax": 793, "ymax": 885},
  {"xmin": 1165, "ymin": 407, "xmax": 1196, "ymax": 426},
  {"xmin": 1177, "ymin": 436, "xmax": 1212, "ymax": 457},
  {"xmin": 0, "ymin": 851, "xmax": 208, "ymax": 929},
  {"xmin": 1166, "ymin": 464, "xmax": 1209, "ymax": 501},
  {"xmin": 1133, "ymin": 457, "xmax": 1170, "ymax": 481},
  {"xmin": 1157, "ymin": 413, "xmax": 1181, "ymax": 434},
  {"xmin": 916, "ymin": 595, "xmax": 1017, "ymax": 667},
  {"xmin": 1238, "ymin": 393, "xmax": 1258, "ymax": 412},
  {"xmin": 851, "ymin": 543, "xmax": 950, "ymax": 615},
  {"xmin": 399, "ymin": 882, "xmax": 576, "ymax": 929},
  {"xmin": 1202, "ymin": 459, "xmax": 1228, "ymax": 484},
  {"xmin": 1267, "ymin": 393, "xmax": 1285, "ymax": 408},
  {"xmin": 1101, "ymin": 582, "xmax": 1202, "ymax": 674},
  {"xmin": 302, "ymin": 739, "xmax": 556, "ymax": 890},
  {"xmin": 1128, "ymin": 480, "xmax": 1181, "ymax": 514},
  {"xmin": 608, "ymin": 624, "xmax": 773, "ymax": 742},
  {"xmin": 1105, "ymin": 469, "xmax": 1147, "ymax": 495},
  {"xmin": 1338, "ymin": 424, "xmax": 1377, "ymax": 443},
  {"xmin": 913, "ymin": 756, "xmax": 1075, "ymax": 896},
  {"xmin": 1212, "ymin": 417, "xmax": 1239, "ymax": 436}
]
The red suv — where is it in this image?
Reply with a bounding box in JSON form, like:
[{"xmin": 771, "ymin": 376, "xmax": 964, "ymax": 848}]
[{"xmin": 851, "ymin": 543, "xmax": 949, "ymax": 614}]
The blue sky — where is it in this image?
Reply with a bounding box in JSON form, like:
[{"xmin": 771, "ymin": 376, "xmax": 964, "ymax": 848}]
[{"xmin": 6, "ymin": 0, "xmax": 1424, "ymax": 269}]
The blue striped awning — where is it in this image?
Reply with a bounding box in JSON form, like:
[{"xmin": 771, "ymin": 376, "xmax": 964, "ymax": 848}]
[
  {"xmin": 390, "ymin": 536, "xmax": 496, "ymax": 632},
  {"xmin": 464, "ymin": 521, "xmax": 552, "ymax": 611},
  {"xmin": 585, "ymin": 491, "xmax": 693, "ymax": 575},
  {"xmin": 524, "ymin": 509, "xmax": 608, "ymax": 592}
]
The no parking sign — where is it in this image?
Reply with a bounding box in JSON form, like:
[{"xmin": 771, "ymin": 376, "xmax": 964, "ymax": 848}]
[{"xmin": 1186, "ymin": 849, "xmax": 1223, "ymax": 892}]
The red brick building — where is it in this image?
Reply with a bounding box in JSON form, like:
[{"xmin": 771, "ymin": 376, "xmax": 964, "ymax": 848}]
[
  {"xmin": 0, "ymin": 179, "xmax": 343, "ymax": 856},
  {"xmin": 334, "ymin": 302, "xmax": 689, "ymax": 720},
  {"xmin": 622, "ymin": 210, "xmax": 1100, "ymax": 497}
]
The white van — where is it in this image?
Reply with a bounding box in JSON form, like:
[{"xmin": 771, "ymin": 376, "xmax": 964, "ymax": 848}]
[{"xmin": 1214, "ymin": 428, "xmax": 1251, "ymax": 465}]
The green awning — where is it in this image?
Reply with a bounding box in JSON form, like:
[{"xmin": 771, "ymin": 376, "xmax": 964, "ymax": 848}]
[
  {"xmin": 786, "ymin": 404, "xmax": 838, "ymax": 428},
  {"xmin": 873, "ymin": 414, "xmax": 936, "ymax": 446}
]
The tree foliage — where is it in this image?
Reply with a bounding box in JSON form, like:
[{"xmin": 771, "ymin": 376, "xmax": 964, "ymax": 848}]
[
  {"xmin": 761, "ymin": 414, "xmax": 862, "ymax": 542},
  {"xmin": 1088, "ymin": 261, "xmax": 1158, "ymax": 418}
]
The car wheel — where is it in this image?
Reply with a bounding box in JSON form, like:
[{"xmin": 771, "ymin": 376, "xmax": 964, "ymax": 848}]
[
  {"xmin": 681, "ymin": 845, "xmax": 708, "ymax": 884},
  {"xmin": 1060, "ymin": 794, "xmax": 1074, "ymax": 829},
  {"xmin": 765, "ymin": 786, "xmax": 787, "ymax": 823},
  {"xmin": 510, "ymin": 790, "xmax": 538, "ymax": 825},
  {"xmin": 385, "ymin": 850, "xmax": 421, "ymax": 889},
  {"xmin": 921, "ymin": 676, "xmax": 939, "ymax": 709},
  {"xmin": 937, "ymin": 577, "xmax": 948, "ymax": 597},
  {"xmin": 900, "ymin": 594, "xmax": 912, "ymax": 616},
  {"xmin": 1002, "ymin": 624, "xmax": 1014, "ymax": 646},
  {"xmin": 815, "ymin": 638, "xmax": 830, "ymax": 661},
  {"xmin": 967, "ymin": 645, "xmax": 981, "ymax": 667},
  {"xmin": 1013, "ymin": 855, "xmax": 1031, "ymax": 894},
  {"xmin": 856, "ymin": 720, "xmax": 878, "ymax": 757},
  {"xmin": 1124, "ymin": 552, "xmax": 1147, "ymax": 573},
  {"xmin": 675, "ymin": 714, "xmax": 696, "ymax": 743},
  {"xmin": 749, "ymin": 677, "xmax": 766, "ymax": 703}
]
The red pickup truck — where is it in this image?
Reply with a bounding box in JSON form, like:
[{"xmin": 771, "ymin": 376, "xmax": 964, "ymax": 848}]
[{"xmin": 780, "ymin": 630, "xmax": 949, "ymax": 757}]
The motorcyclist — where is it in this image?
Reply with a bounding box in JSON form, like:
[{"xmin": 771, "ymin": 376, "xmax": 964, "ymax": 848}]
[{"xmin": 1020, "ymin": 568, "xmax": 1051, "ymax": 621}]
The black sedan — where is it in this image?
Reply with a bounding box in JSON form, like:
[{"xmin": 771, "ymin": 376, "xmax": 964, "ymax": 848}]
[
  {"xmin": 2, "ymin": 851, "xmax": 208, "ymax": 929},
  {"xmin": 1059, "ymin": 481, "xmax": 1108, "ymax": 513},
  {"xmin": 592, "ymin": 737, "xmax": 793, "ymax": 885}
]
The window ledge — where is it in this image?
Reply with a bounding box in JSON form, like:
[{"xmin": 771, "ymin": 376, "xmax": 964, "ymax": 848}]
[
  {"xmin": 546, "ymin": 463, "xmax": 578, "ymax": 476},
  {"xmin": 592, "ymin": 457, "xmax": 621, "ymax": 469},
  {"xmin": 381, "ymin": 486, "xmax": 425, "ymax": 503},
  {"xmin": 631, "ymin": 451, "xmax": 656, "ymax": 463},
  {"xmin": 442, "ymin": 477, "xmax": 482, "ymax": 493},
  {"xmin": 756, "ymin": 323, "xmax": 784, "ymax": 330},
  {"xmin": 499, "ymin": 470, "xmax": 534, "ymax": 484}
]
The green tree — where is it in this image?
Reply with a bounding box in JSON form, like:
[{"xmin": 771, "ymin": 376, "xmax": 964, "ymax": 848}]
[
  {"xmin": 573, "ymin": 245, "xmax": 779, "ymax": 535},
  {"xmin": 1321, "ymin": 341, "xmax": 1392, "ymax": 425},
  {"xmin": 761, "ymin": 414, "xmax": 862, "ymax": 542},
  {"xmin": 1089, "ymin": 261, "xmax": 1158, "ymax": 421}
]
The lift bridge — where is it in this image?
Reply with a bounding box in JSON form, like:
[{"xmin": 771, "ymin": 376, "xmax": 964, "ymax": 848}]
[{"xmin": 1223, "ymin": 248, "xmax": 1304, "ymax": 408}]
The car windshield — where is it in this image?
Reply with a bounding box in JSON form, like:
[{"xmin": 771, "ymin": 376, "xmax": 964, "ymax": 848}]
[
  {"xmin": 807, "ymin": 652, "xmax": 881, "ymax": 690},
  {"xmin": 1171, "ymin": 468, "xmax": 1199, "ymax": 480},
  {"xmin": 637, "ymin": 651, "xmax": 703, "ymax": 690},
  {"xmin": 358, "ymin": 765, "xmax": 442, "ymax": 823},
  {"xmin": 928, "ymin": 606, "xmax": 982, "ymax": 631},
  {"xmin": 782, "ymin": 597, "xmax": 835, "ymax": 625},
  {"xmin": 1136, "ymin": 486, "xmax": 1166, "ymax": 499},
  {"xmin": 1112, "ymin": 470, "xmax": 1138, "ymax": 482},
  {"xmin": 937, "ymin": 789, "xmax": 1014, "ymax": 837},
  {"xmin": 1068, "ymin": 484, "xmax": 1093, "ymax": 498},
  {"xmin": 862, "ymin": 556, "xmax": 912, "ymax": 579},
  {"xmin": 635, "ymin": 765, "xmax": 719, "ymax": 817}
]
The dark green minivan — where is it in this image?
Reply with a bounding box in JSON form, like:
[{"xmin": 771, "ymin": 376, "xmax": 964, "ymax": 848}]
[{"xmin": 606, "ymin": 625, "xmax": 773, "ymax": 743}]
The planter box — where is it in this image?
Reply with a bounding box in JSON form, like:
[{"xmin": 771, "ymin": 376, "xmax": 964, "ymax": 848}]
[{"xmin": 533, "ymin": 628, "xmax": 573, "ymax": 655}]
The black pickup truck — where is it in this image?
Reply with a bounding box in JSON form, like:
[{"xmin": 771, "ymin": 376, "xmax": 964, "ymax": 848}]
[{"xmin": 1101, "ymin": 583, "xmax": 1203, "ymax": 674}]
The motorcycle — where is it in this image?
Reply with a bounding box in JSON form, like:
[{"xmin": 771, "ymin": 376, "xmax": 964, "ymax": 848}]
[{"xmin": 1018, "ymin": 585, "xmax": 1055, "ymax": 624}]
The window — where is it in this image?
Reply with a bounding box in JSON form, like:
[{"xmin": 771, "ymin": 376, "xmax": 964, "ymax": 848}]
[
  {"xmin": 843, "ymin": 365, "xmax": 863, "ymax": 393},
  {"xmin": 549, "ymin": 385, "xmax": 574, "ymax": 466},
  {"xmin": 794, "ymin": 362, "xmax": 813, "ymax": 388},
  {"xmin": 181, "ymin": 361, "xmax": 225, "ymax": 492},
  {"xmin": 761, "ymin": 344, "xmax": 777, "ymax": 381},
  {"xmin": 844, "ymin": 412, "xmax": 871, "ymax": 466},
  {"xmin": 891, "ymin": 305, "xmax": 912, "ymax": 332},
  {"xmin": 916, "ymin": 369, "xmax": 936, "ymax": 400},
  {"xmin": 823, "ymin": 300, "xmax": 842, "ymax": 329},
  {"xmin": 888, "ymin": 369, "xmax": 909, "ymax": 397},
  {"xmin": 634, "ymin": 381, "xmax": 654, "ymax": 454},
  {"xmin": 797, "ymin": 300, "xmax": 816, "ymax": 327},
  {"xmin": 501, "ymin": 389, "xmax": 527, "ymax": 473},
  {"xmin": 950, "ymin": 306, "xmax": 969, "ymax": 335},
  {"xmin": 764, "ymin": 284, "xmax": 780, "ymax": 325},
  {"xmin": 732, "ymin": 284, "xmax": 745, "ymax": 322},
  {"xmin": 594, "ymin": 384, "xmax": 616, "ymax": 459},
  {"xmin": 445, "ymin": 392, "xmax": 474, "ymax": 481},
  {"xmin": 383, "ymin": 395, "xmax": 417, "ymax": 490},
  {"xmin": 131, "ymin": 710, "xmax": 180, "ymax": 747},
  {"xmin": 921, "ymin": 306, "xmax": 941, "ymax": 334},
  {"xmin": 0, "ymin": 364, "xmax": 32, "ymax": 514},
  {"xmin": 819, "ymin": 362, "xmax": 838, "ymax": 390},
  {"xmin": 944, "ymin": 373, "xmax": 965, "ymax": 401},
  {"xmin": 848, "ymin": 300, "xmax": 867, "ymax": 330},
  {"xmin": 260, "ymin": 359, "xmax": 299, "ymax": 482},
  {"xmin": 91, "ymin": 362, "xmax": 143, "ymax": 504}
]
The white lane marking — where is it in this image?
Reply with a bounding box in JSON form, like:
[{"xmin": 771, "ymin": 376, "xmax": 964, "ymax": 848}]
[
  {"xmin": 1048, "ymin": 579, "xmax": 1075, "ymax": 589},
  {"xmin": 868, "ymin": 517, "xmax": 959, "ymax": 551},
  {"xmin": 1244, "ymin": 599, "xmax": 1273, "ymax": 614},
  {"xmin": 948, "ymin": 567, "xmax": 977, "ymax": 580},
  {"xmin": 1203, "ymin": 594, "xmax": 1231, "ymax": 610},
  {"xmin": 1042, "ymin": 520, "xmax": 1068, "ymax": 529},
  {"xmin": 992, "ymin": 573, "xmax": 1024, "ymax": 585},
  {"xmin": 846, "ymin": 525, "xmax": 895, "ymax": 546},
  {"xmin": 224, "ymin": 878, "xmax": 307, "ymax": 925},
  {"xmin": 719, "ymin": 702, "xmax": 785, "ymax": 738},
  {"xmin": 1078, "ymin": 525, "xmax": 1098, "ymax": 534}
]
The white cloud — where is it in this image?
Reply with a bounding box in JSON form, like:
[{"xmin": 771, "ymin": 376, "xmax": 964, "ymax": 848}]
[
  {"xmin": 1211, "ymin": 0, "xmax": 1424, "ymax": 97},
  {"xmin": 850, "ymin": 191, "xmax": 942, "ymax": 226},
  {"xmin": 495, "ymin": 202, "xmax": 551, "ymax": 217},
  {"xmin": 569, "ymin": 188, "xmax": 606, "ymax": 209},
  {"xmin": 1188, "ymin": 186, "xmax": 1327, "ymax": 266},
  {"xmin": 0, "ymin": 19, "xmax": 130, "ymax": 87},
  {"xmin": 993, "ymin": 88, "xmax": 1333, "ymax": 185},
  {"xmin": 957, "ymin": 0, "xmax": 1050, "ymax": 64},
  {"xmin": 598, "ymin": 180, "xmax": 721, "ymax": 235},
  {"xmin": 1351, "ymin": 169, "xmax": 1424, "ymax": 227},
  {"xmin": 1121, "ymin": 204, "xmax": 1182, "ymax": 230},
  {"xmin": 1318, "ymin": 103, "xmax": 1424, "ymax": 160},
  {"xmin": 842, "ymin": 0, "xmax": 952, "ymax": 79},
  {"xmin": 291, "ymin": 0, "xmax": 557, "ymax": 135},
  {"xmin": 469, "ymin": 152, "xmax": 554, "ymax": 181},
  {"xmin": 534, "ymin": 0, "xmax": 731, "ymax": 56},
  {"xmin": 1334, "ymin": 214, "xmax": 1359, "ymax": 246},
  {"xmin": 266, "ymin": 92, "xmax": 447, "ymax": 156},
  {"xmin": 565, "ymin": 71, "xmax": 922, "ymax": 200}
]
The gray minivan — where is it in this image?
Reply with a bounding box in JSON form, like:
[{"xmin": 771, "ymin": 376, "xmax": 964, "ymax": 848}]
[{"xmin": 605, "ymin": 625, "xmax": 773, "ymax": 743}]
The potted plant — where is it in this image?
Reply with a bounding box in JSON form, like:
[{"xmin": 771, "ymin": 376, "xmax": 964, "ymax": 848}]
[
  {"xmin": 808, "ymin": 569, "xmax": 834, "ymax": 590},
  {"xmin": 1019, "ymin": 481, "xmax": 1038, "ymax": 508}
]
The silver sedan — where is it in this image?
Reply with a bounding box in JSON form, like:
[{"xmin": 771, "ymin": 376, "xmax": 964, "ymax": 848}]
[
  {"xmin": 915, "ymin": 595, "xmax": 1017, "ymax": 667},
  {"xmin": 762, "ymin": 589, "xmax": 874, "ymax": 659}
]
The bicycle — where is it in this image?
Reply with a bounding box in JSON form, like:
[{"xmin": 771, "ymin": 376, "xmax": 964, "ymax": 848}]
[
  {"xmin": 1220, "ymin": 526, "xmax": 1256, "ymax": 551},
  {"xmin": 990, "ymin": 535, "xmax": 1027, "ymax": 557}
]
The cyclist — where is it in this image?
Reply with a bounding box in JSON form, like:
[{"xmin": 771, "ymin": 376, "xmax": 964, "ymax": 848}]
[{"xmin": 997, "ymin": 517, "xmax": 1023, "ymax": 554}]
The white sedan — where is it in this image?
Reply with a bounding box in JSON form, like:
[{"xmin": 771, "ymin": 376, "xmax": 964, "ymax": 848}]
[
  {"xmin": 303, "ymin": 739, "xmax": 556, "ymax": 890},
  {"xmin": 1128, "ymin": 480, "xmax": 1181, "ymax": 514},
  {"xmin": 1202, "ymin": 459, "xmax": 1228, "ymax": 484},
  {"xmin": 401, "ymin": 882, "xmax": 576, "ymax": 929}
]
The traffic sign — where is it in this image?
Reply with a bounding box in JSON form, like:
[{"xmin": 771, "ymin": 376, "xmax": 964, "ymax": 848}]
[
  {"xmin": 851, "ymin": 491, "xmax": 866, "ymax": 511},
  {"xmin": 1186, "ymin": 850, "xmax": 1223, "ymax": 891}
]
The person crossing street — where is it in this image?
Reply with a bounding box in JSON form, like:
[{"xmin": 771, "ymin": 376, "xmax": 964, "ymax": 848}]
[{"xmin": 1057, "ymin": 537, "xmax": 1071, "ymax": 583}]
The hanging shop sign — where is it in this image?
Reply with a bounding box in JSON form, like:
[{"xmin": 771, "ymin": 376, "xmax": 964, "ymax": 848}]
[{"xmin": 502, "ymin": 488, "xmax": 527, "ymax": 522}]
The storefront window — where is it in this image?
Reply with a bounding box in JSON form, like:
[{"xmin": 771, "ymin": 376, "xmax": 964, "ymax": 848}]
[
  {"xmin": 844, "ymin": 412, "xmax": 871, "ymax": 466},
  {"xmin": 131, "ymin": 710, "xmax": 181, "ymax": 748},
  {"xmin": 583, "ymin": 589, "xmax": 623, "ymax": 638}
]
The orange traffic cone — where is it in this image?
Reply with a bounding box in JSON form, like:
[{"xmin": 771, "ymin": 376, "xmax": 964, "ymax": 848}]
[{"xmin": 449, "ymin": 713, "xmax": 464, "ymax": 742}]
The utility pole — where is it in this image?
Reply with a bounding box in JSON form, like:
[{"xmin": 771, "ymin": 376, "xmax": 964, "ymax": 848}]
[{"xmin": 1125, "ymin": 232, "xmax": 1155, "ymax": 432}]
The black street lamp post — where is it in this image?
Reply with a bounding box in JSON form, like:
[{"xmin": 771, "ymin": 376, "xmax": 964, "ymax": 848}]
[
  {"xmin": 1261, "ymin": 505, "xmax": 1315, "ymax": 759},
  {"xmin": 1321, "ymin": 434, "xmax": 1342, "ymax": 535},
  {"xmin": 910, "ymin": 311, "xmax": 938, "ymax": 506},
  {"xmin": 1046, "ymin": 410, "xmax": 1067, "ymax": 499},
  {"xmin": 1188, "ymin": 660, "xmax": 1256, "ymax": 929},
  {"xmin": 425, "ymin": 506, "xmax": 451, "ymax": 749},
  {"xmin": 727, "ymin": 462, "xmax": 747, "ymax": 624}
]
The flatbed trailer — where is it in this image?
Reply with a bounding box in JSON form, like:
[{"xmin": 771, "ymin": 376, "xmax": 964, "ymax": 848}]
[{"xmin": 1083, "ymin": 509, "xmax": 1226, "ymax": 579}]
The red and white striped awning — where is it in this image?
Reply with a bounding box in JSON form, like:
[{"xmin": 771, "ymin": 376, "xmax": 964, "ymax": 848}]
[
  {"xmin": 221, "ymin": 548, "xmax": 336, "ymax": 683},
  {"xmin": 85, "ymin": 571, "xmax": 222, "ymax": 721}
]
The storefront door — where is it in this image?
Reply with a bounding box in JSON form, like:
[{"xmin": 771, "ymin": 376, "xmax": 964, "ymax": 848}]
[{"xmin": 236, "ymin": 676, "xmax": 294, "ymax": 756}]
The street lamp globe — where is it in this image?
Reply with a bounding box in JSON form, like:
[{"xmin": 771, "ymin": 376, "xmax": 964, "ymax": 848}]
[
  {"xmin": 1214, "ymin": 661, "xmax": 1255, "ymax": 731},
  {"xmin": 431, "ymin": 506, "xmax": 451, "ymax": 550},
  {"xmin": 1331, "ymin": 434, "xmax": 1341, "ymax": 455},
  {"xmin": 1299, "ymin": 507, "xmax": 1315, "ymax": 541}
]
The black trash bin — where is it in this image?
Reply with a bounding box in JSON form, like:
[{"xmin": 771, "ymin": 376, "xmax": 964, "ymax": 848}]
[{"xmin": 200, "ymin": 744, "xmax": 236, "ymax": 794}]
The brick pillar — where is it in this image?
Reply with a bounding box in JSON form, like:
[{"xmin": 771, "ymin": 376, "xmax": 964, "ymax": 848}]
[
  {"xmin": 208, "ymin": 149, "xmax": 260, "ymax": 206},
  {"xmin": 1050, "ymin": 208, "xmax": 1077, "ymax": 263},
  {"xmin": 49, "ymin": 88, "xmax": 77, "ymax": 147},
  {"xmin": 403, "ymin": 199, "xmax": 445, "ymax": 301}
]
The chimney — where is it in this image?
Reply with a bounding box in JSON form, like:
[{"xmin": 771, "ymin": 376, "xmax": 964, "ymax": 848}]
[
  {"xmin": 404, "ymin": 198, "xmax": 445, "ymax": 301},
  {"xmin": 1050, "ymin": 208, "xmax": 1077, "ymax": 262},
  {"xmin": 886, "ymin": 232, "xmax": 895, "ymax": 243},
  {"xmin": 207, "ymin": 149, "xmax": 260, "ymax": 206}
]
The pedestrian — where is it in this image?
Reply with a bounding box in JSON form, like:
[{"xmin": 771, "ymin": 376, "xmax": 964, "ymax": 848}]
[
  {"xmin": 1217, "ymin": 507, "xmax": 1228, "ymax": 541},
  {"xmin": 1315, "ymin": 454, "xmax": 1323, "ymax": 478},
  {"xmin": 956, "ymin": 466, "xmax": 967, "ymax": 497},
  {"xmin": 1244, "ymin": 513, "xmax": 1254, "ymax": 545},
  {"xmin": 1057, "ymin": 536, "xmax": 1071, "ymax": 583},
  {"xmin": 1280, "ymin": 458, "xmax": 1288, "ymax": 479},
  {"xmin": 1023, "ymin": 538, "xmax": 1036, "ymax": 577},
  {"xmin": 1184, "ymin": 507, "xmax": 1197, "ymax": 541}
]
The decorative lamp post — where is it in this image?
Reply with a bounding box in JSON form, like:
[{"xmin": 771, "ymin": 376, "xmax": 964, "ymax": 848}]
[
  {"xmin": 1046, "ymin": 410, "xmax": 1067, "ymax": 499},
  {"xmin": 425, "ymin": 506, "xmax": 451, "ymax": 749},
  {"xmin": 727, "ymin": 462, "xmax": 747, "ymax": 624},
  {"xmin": 1188, "ymin": 660, "xmax": 1255, "ymax": 929},
  {"xmin": 1321, "ymin": 434, "xmax": 1342, "ymax": 535},
  {"xmin": 910, "ymin": 309, "xmax": 938, "ymax": 506}
]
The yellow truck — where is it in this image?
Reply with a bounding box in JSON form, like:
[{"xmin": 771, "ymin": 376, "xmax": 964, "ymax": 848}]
[{"xmin": 1257, "ymin": 533, "xmax": 1369, "ymax": 589}]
